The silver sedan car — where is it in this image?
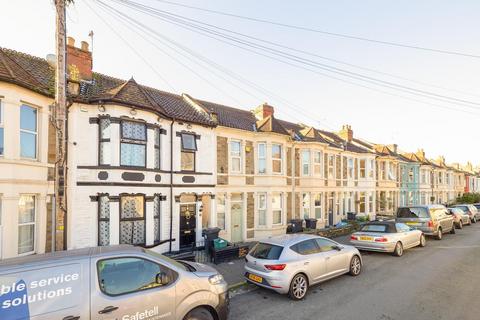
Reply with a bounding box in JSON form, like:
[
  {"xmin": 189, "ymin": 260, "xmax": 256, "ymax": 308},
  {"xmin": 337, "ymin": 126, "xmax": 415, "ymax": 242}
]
[
  {"xmin": 244, "ymin": 234, "xmax": 362, "ymax": 300},
  {"xmin": 350, "ymin": 221, "xmax": 426, "ymax": 257}
]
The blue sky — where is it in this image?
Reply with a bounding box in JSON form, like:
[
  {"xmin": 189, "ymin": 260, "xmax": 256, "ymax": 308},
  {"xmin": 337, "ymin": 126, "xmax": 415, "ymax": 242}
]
[{"xmin": 3, "ymin": 0, "xmax": 480, "ymax": 165}]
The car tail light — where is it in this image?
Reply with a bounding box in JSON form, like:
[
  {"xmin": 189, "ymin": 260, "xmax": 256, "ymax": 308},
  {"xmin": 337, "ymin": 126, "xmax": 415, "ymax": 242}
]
[
  {"xmin": 350, "ymin": 235, "xmax": 358, "ymax": 241},
  {"xmin": 427, "ymin": 220, "xmax": 434, "ymax": 228},
  {"xmin": 375, "ymin": 237, "xmax": 388, "ymax": 242},
  {"xmin": 265, "ymin": 264, "xmax": 286, "ymax": 271}
]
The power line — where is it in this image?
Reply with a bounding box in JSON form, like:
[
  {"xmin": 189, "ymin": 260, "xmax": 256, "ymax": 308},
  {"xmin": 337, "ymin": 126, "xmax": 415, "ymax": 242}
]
[
  {"xmin": 106, "ymin": 0, "xmax": 480, "ymax": 112},
  {"xmin": 149, "ymin": 0, "xmax": 480, "ymax": 59}
]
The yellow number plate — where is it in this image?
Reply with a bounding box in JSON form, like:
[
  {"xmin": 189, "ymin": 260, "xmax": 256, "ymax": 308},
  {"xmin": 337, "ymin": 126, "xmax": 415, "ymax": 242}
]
[
  {"xmin": 359, "ymin": 236, "xmax": 374, "ymax": 241},
  {"xmin": 406, "ymin": 222, "xmax": 419, "ymax": 226},
  {"xmin": 248, "ymin": 274, "xmax": 263, "ymax": 283}
]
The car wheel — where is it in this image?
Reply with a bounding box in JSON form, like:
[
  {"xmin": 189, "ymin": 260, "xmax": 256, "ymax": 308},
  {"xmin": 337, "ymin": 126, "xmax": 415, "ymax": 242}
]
[
  {"xmin": 184, "ymin": 307, "xmax": 214, "ymax": 320},
  {"xmin": 349, "ymin": 255, "xmax": 362, "ymax": 276},
  {"xmin": 289, "ymin": 273, "xmax": 308, "ymax": 300},
  {"xmin": 473, "ymin": 217, "xmax": 477, "ymax": 224},
  {"xmin": 436, "ymin": 228, "xmax": 443, "ymax": 240},
  {"xmin": 393, "ymin": 242, "xmax": 403, "ymax": 257},
  {"xmin": 419, "ymin": 234, "xmax": 426, "ymax": 247},
  {"xmin": 450, "ymin": 225, "xmax": 456, "ymax": 234},
  {"xmin": 458, "ymin": 221, "xmax": 463, "ymax": 229}
]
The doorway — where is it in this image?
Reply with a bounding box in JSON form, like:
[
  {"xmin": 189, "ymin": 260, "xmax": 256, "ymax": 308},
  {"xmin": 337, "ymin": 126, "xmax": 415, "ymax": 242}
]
[
  {"xmin": 179, "ymin": 203, "xmax": 196, "ymax": 248},
  {"xmin": 230, "ymin": 193, "xmax": 243, "ymax": 242}
]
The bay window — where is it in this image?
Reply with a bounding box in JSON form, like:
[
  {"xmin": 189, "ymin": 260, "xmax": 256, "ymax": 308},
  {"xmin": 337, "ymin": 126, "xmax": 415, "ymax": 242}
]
[
  {"xmin": 18, "ymin": 195, "xmax": 35, "ymax": 254},
  {"xmin": 302, "ymin": 193, "xmax": 311, "ymax": 219},
  {"xmin": 120, "ymin": 195, "xmax": 145, "ymax": 245},
  {"xmin": 258, "ymin": 143, "xmax": 266, "ymax": 174},
  {"xmin": 272, "ymin": 144, "xmax": 282, "ymax": 174},
  {"xmin": 359, "ymin": 159, "xmax": 366, "ymax": 178},
  {"xmin": 368, "ymin": 193, "xmax": 374, "ymax": 213},
  {"xmin": 328, "ymin": 155, "xmax": 335, "ymax": 179},
  {"xmin": 230, "ymin": 140, "xmax": 242, "ymax": 173},
  {"xmin": 99, "ymin": 117, "xmax": 111, "ymax": 165},
  {"xmin": 369, "ymin": 160, "xmax": 375, "ymax": 178},
  {"xmin": 301, "ymin": 150, "xmax": 310, "ymax": 176},
  {"xmin": 272, "ymin": 193, "xmax": 283, "ymax": 225},
  {"xmin": 313, "ymin": 151, "xmax": 322, "ymax": 176},
  {"xmin": 314, "ymin": 193, "xmax": 322, "ymax": 219},
  {"xmin": 20, "ymin": 105, "xmax": 37, "ymax": 159},
  {"xmin": 258, "ymin": 193, "xmax": 267, "ymax": 226},
  {"xmin": 181, "ymin": 133, "xmax": 197, "ymax": 171},
  {"xmin": 348, "ymin": 158, "xmax": 354, "ymax": 179},
  {"xmin": 359, "ymin": 192, "xmax": 366, "ymax": 214},
  {"xmin": 120, "ymin": 120, "xmax": 146, "ymax": 167}
]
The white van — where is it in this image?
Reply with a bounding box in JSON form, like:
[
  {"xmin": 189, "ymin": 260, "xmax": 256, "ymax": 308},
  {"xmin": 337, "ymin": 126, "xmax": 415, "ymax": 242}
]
[{"xmin": 0, "ymin": 245, "xmax": 229, "ymax": 320}]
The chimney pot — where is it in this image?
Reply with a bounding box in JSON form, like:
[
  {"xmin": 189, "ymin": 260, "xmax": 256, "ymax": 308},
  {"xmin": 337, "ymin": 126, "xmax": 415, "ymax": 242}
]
[
  {"xmin": 338, "ymin": 124, "xmax": 353, "ymax": 142},
  {"xmin": 81, "ymin": 41, "xmax": 89, "ymax": 51},
  {"xmin": 67, "ymin": 36, "xmax": 75, "ymax": 47},
  {"xmin": 254, "ymin": 103, "xmax": 274, "ymax": 120},
  {"xmin": 66, "ymin": 36, "xmax": 93, "ymax": 81}
]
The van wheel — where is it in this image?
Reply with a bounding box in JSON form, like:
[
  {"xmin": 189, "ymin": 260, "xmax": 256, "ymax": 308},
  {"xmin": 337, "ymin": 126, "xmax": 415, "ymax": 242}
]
[
  {"xmin": 393, "ymin": 242, "xmax": 403, "ymax": 257},
  {"xmin": 436, "ymin": 228, "xmax": 443, "ymax": 240},
  {"xmin": 419, "ymin": 234, "xmax": 426, "ymax": 247},
  {"xmin": 289, "ymin": 273, "xmax": 308, "ymax": 300},
  {"xmin": 184, "ymin": 307, "xmax": 214, "ymax": 320}
]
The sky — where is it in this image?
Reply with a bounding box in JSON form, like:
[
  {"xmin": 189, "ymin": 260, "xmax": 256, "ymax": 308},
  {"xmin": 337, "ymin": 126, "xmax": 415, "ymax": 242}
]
[{"xmin": 2, "ymin": 0, "xmax": 480, "ymax": 165}]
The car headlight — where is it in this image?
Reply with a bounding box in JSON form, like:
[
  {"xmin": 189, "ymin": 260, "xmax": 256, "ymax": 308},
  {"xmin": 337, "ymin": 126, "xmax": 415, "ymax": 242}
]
[{"xmin": 209, "ymin": 274, "xmax": 225, "ymax": 285}]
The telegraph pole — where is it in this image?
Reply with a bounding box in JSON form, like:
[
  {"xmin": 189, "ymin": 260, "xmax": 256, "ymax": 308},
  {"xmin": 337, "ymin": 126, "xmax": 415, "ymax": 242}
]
[{"xmin": 54, "ymin": 0, "xmax": 68, "ymax": 251}]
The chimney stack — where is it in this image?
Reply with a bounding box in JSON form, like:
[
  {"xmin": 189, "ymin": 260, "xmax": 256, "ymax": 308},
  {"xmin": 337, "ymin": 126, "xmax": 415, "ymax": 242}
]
[
  {"xmin": 389, "ymin": 144, "xmax": 398, "ymax": 154},
  {"xmin": 254, "ymin": 102, "xmax": 274, "ymax": 120},
  {"xmin": 66, "ymin": 36, "xmax": 92, "ymax": 81},
  {"xmin": 416, "ymin": 149, "xmax": 426, "ymax": 160},
  {"xmin": 338, "ymin": 125, "xmax": 353, "ymax": 142}
]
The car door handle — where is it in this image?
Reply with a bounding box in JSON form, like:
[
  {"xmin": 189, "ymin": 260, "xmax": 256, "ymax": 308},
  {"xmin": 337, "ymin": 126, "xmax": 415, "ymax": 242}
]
[
  {"xmin": 63, "ymin": 317, "xmax": 80, "ymax": 320},
  {"xmin": 98, "ymin": 306, "xmax": 119, "ymax": 314},
  {"xmin": 304, "ymin": 261, "xmax": 310, "ymax": 265}
]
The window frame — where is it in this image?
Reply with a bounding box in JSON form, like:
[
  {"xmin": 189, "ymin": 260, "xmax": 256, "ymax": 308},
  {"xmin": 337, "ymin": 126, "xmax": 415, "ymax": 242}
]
[
  {"xmin": 257, "ymin": 142, "xmax": 267, "ymax": 174},
  {"xmin": 97, "ymin": 194, "xmax": 110, "ymax": 246},
  {"xmin": 98, "ymin": 116, "xmax": 111, "ymax": 166},
  {"xmin": 19, "ymin": 104, "xmax": 38, "ymax": 160},
  {"xmin": 302, "ymin": 193, "xmax": 311, "ymax": 219},
  {"xmin": 18, "ymin": 194, "xmax": 36, "ymax": 255},
  {"xmin": 154, "ymin": 127, "xmax": 161, "ymax": 170},
  {"xmin": 153, "ymin": 194, "xmax": 162, "ymax": 244},
  {"xmin": 271, "ymin": 143, "xmax": 283, "ymax": 174},
  {"xmin": 119, "ymin": 194, "xmax": 146, "ymax": 246},
  {"xmin": 301, "ymin": 149, "xmax": 310, "ymax": 176},
  {"xmin": 328, "ymin": 154, "xmax": 335, "ymax": 179},
  {"xmin": 347, "ymin": 158, "xmax": 354, "ymax": 179},
  {"xmin": 313, "ymin": 151, "xmax": 322, "ymax": 176},
  {"xmin": 359, "ymin": 192, "xmax": 366, "ymax": 214},
  {"xmin": 314, "ymin": 193, "xmax": 323, "ymax": 219},
  {"xmin": 216, "ymin": 193, "xmax": 226, "ymax": 230},
  {"xmin": 258, "ymin": 193, "xmax": 267, "ymax": 226},
  {"xmin": 120, "ymin": 120, "xmax": 147, "ymax": 168},
  {"xmin": 230, "ymin": 139, "xmax": 242, "ymax": 174},
  {"xmin": 272, "ymin": 193, "xmax": 283, "ymax": 225},
  {"xmin": 359, "ymin": 159, "xmax": 366, "ymax": 178}
]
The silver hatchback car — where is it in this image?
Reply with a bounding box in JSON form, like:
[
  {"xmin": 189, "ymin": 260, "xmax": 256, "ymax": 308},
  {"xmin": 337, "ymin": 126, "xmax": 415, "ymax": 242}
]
[{"xmin": 244, "ymin": 234, "xmax": 362, "ymax": 300}]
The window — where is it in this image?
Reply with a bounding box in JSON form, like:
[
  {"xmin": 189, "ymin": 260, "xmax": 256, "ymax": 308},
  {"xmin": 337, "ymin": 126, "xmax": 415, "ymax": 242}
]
[
  {"xmin": 380, "ymin": 162, "xmax": 386, "ymax": 180},
  {"xmin": 258, "ymin": 193, "xmax": 267, "ymax": 226},
  {"xmin": 396, "ymin": 207, "xmax": 429, "ymax": 219},
  {"xmin": 388, "ymin": 163, "xmax": 396, "ymax": 181},
  {"xmin": 120, "ymin": 121, "xmax": 146, "ymax": 167},
  {"xmin": 250, "ymin": 242, "xmax": 283, "ymax": 259},
  {"xmin": 408, "ymin": 168, "xmax": 414, "ymax": 183},
  {"xmin": 97, "ymin": 257, "xmax": 172, "ymax": 296},
  {"xmin": 301, "ymin": 150, "xmax": 310, "ymax": 176},
  {"xmin": 291, "ymin": 240, "xmax": 318, "ymax": 255},
  {"xmin": 328, "ymin": 155, "xmax": 335, "ymax": 179},
  {"xmin": 272, "ymin": 193, "xmax": 283, "ymax": 225},
  {"xmin": 154, "ymin": 128, "xmax": 161, "ymax": 170},
  {"xmin": 257, "ymin": 143, "xmax": 266, "ymax": 174},
  {"xmin": 369, "ymin": 160, "xmax": 375, "ymax": 178},
  {"xmin": 18, "ymin": 195, "xmax": 35, "ymax": 254},
  {"xmin": 348, "ymin": 158, "xmax": 354, "ymax": 179},
  {"xmin": 313, "ymin": 151, "xmax": 322, "ymax": 176},
  {"xmin": 368, "ymin": 193, "xmax": 374, "ymax": 213},
  {"xmin": 98, "ymin": 195, "xmax": 110, "ymax": 246},
  {"xmin": 359, "ymin": 159, "xmax": 366, "ymax": 178},
  {"xmin": 0, "ymin": 100, "xmax": 3, "ymax": 155},
  {"xmin": 230, "ymin": 140, "xmax": 242, "ymax": 173},
  {"xmin": 272, "ymin": 144, "xmax": 282, "ymax": 174},
  {"xmin": 20, "ymin": 105, "xmax": 37, "ymax": 159},
  {"xmin": 302, "ymin": 193, "xmax": 311, "ymax": 219},
  {"xmin": 314, "ymin": 193, "xmax": 322, "ymax": 219},
  {"xmin": 153, "ymin": 195, "xmax": 161, "ymax": 243},
  {"xmin": 359, "ymin": 192, "xmax": 366, "ymax": 213},
  {"xmin": 315, "ymin": 238, "xmax": 337, "ymax": 252},
  {"xmin": 181, "ymin": 133, "xmax": 196, "ymax": 171},
  {"xmin": 120, "ymin": 195, "xmax": 145, "ymax": 245},
  {"xmin": 216, "ymin": 194, "xmax": 226, "ymax": 230},
  {"xmin": 99, "ymin": 117, "xmax": 111, "ymax": 165}
]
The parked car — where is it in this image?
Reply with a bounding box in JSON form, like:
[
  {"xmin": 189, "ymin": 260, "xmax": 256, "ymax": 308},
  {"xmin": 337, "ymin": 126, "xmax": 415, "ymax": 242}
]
[
  {"xmin": 452, "ymin": 204, "xmax": 479, "ymax": 223},
  {"xmin": 396, "ymin": 205, "xmax": 455, "ymax": 240},
  {"xmin": 447, "ymin": 207, "xmax": 471, "ymax": 229},
  {"xmin": 244, "ymin": 234, "xmax": 362, "ymax": 300},
  {"xmin": 350, "ymin": 221, "xmax": 426, "ymax": 256},
  {"xmin": 0, "ymin": 245, "xmax": 229, "ymax": 320}
]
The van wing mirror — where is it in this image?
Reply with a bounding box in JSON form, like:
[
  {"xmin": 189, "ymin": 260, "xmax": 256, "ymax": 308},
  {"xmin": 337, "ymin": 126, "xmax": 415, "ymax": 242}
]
[{"xmin": 156, "ymin": 272, "xmax": 170, "ymax": 285}]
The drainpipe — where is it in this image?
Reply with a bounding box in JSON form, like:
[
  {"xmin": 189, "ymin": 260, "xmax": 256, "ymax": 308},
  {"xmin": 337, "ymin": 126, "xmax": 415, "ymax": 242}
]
[
  {"xmin": 169, "ymin": 119, "xmax": 175, "ymax": 252},
  {"xmin": 291, "ymin": 141, "xmax": 296, "ymax": 219}
]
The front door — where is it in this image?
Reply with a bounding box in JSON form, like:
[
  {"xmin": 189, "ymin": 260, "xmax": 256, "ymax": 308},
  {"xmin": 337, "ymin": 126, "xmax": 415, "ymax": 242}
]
[
  {"xmin": 92, "ymin": 256, "xmax": 176, "ymax": 320},
  {"xmin": 180, "ymin": 204, "xmax": 196, "ymax": 248},
  {"xmin": 231, "ymin": 195, "xmax": 243, "ymax": 242}
]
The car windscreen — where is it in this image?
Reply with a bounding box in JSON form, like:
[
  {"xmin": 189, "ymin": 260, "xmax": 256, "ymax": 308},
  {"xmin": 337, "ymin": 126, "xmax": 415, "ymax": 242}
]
[
  {"xmin": 360, "ymin": 224, "xmax": 388, "ymax": 233},
  {"xmin": 473, "ymin": 204, "xmax": 480, "ymax": 210},
  {"xmin": 454, "ymin": 206, "xmax": 468, "ymax": 212},
  {"xmin": 249, "ymin": 242, "xmax": 283, "ymax": 260},
  {"xmin": 397, "ymin": 207, "xmax": 429, "ymax": 219}
]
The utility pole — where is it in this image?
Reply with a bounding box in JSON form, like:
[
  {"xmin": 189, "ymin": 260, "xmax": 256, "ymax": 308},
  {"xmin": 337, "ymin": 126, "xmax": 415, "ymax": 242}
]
[{"xmin": 54, "ymin": 0, "xmax": 68, "ymax": 251}]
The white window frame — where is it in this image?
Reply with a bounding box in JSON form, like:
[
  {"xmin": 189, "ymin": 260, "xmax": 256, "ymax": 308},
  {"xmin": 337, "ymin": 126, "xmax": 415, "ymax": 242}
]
[
  {"xmin": 328, "ymin": 155, "xmax": 335, "ymax": 179},
  {"xmin": 230, "ymin": 140, "xmax": 242, "ymax": 174},
  {"xmin": 347, "ymin": 158, "xmax": 354, "ymax": 179},
  {"xmin": 257, "ymin": 142, "xmax": 267, "ymax": 174},
  {"xmin": 18, "ymin": 194, "xmax": 36, "ymax": 255},
  {"xmin": 359, "ymin": 159, "xmax": 366, "ymax": 178},
  {"xmin": 359, "ymin": 192, "xmax": 366, "ymax": 214},
  {"xmin": 257, "ymin": 193, "xmax": 267, "ymax": 226},
  {"xmin": 272, "ymin": 143, "xmax": 283, "ymax": 174},
  {"xmin": 272, "ymin": 193, "xmax": 283, "ymax": 225},
  {"xmin": 369, "ymin": 159, "xmax": 375, "ymax": 179},
  {"xmin": 313, "ymin": 151, "xmax": 323, "ymax": 176},
  {"xmin": 98, "ymin": 117, "xmax": 111, "ymax": 166},
  {"xmin": 302, "ymin": 193, "xmax": 311, "ymax": 219},
  {"xmin": 314, "ymin": 193, "xmax": 323, "ymax": 219},
  {"xmin": 216, "ymin": 193, "xmax": 226, "ymax": 230},
  {"xmin": 301, "ymin": 149, "xmax": 310, "ymax": 176},
  {"xmin": 20, "ymin": 104, "xmax": 38, "ymax": 160}
]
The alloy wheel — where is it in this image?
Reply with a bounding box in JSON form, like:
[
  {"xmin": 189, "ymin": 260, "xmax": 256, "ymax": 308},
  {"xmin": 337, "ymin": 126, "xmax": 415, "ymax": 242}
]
[
  {"xmin": 350, "ymin": 256, "xmax": 361, "ymax": 275},
  {"xmin": 292, "ymin": 275, "xmax": 307, "ymax": 300}
]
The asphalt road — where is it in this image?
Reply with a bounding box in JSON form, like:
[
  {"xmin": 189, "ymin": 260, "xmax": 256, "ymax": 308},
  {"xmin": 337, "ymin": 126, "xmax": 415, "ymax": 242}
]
[{"xmin": 229, "ymin": 223, "xmax": 480, "ymax": 320}]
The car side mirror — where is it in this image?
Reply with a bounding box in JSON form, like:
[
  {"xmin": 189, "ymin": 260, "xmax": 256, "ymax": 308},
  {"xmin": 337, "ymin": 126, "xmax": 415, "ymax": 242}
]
[
  {"xmin": 333, "ymin": 245, "xmax": 343, "ymax": 251},
  {"xmin": 156, "ymin": 272, "xmax": 170, "ymax": 285}
]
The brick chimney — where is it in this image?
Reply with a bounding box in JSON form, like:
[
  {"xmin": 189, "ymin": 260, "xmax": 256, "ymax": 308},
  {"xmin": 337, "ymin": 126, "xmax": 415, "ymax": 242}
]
[
  {"xmin": 338, "ymin": 125, "xmax": 353, "ymax": 142},
  {"xmin": 254, "ymin": 102, "xmax": 274, "ymax": 120},
  {"xmin": 66, "ymin": 36, "xmax": 92, "ymax": 81},
  {"xmin": 388, "ymin": 144, "xmax": 398, "ymax": 154}
]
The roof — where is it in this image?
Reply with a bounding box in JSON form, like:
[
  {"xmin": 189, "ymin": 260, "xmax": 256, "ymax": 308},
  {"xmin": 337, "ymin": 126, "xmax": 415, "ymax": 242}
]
[{"xmin": 319, "ymin": 130, "xmax": 372, "ymax": 153}]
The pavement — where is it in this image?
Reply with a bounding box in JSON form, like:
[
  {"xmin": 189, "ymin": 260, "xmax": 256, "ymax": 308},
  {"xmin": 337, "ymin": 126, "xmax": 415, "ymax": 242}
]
[{"xmin": 224, "ymin": 223, "xmax": 480, "ymax": 320}]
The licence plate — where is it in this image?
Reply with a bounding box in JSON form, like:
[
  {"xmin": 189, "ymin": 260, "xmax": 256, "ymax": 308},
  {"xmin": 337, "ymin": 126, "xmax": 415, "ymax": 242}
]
[
  {"xmin": 248, "ymin": 274, "xmax": 263, "ymax": 283},
  {"xmin": 406, "ymin": 222, "xmax": 420, "ymax": 226},
  {"xmin": 359, "ymin": 236, "xmax": 373, "ymax": 241}
]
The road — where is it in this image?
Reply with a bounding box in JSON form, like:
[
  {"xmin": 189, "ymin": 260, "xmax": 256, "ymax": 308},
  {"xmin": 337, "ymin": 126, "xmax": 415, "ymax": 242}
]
[{"xmin": 229, "ymin": 223, "xmax": 480, "ymax": 320}]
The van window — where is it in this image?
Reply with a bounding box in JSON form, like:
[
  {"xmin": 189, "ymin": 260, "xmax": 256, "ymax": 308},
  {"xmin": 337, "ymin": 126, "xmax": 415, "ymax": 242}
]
[
  {"xmin": 249, "ymin": 242, "xmax": 283, "ymax": 260},
  {"xmin": 397, "ymin": 207, "xmax": 429, "ymax": 219},
  {"xmin": 97, "ymin": 257, "xmax": 171, "ymax": 296},
  {"xmin": 291, "ymin": 240, "xmax": 319, "ymax": 255}
]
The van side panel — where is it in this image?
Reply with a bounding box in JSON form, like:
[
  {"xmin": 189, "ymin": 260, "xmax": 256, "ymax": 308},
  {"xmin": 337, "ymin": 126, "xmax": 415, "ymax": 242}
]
[{"xmin": 0, "ymin": 259, "xmax": 90, "ymax": 320}]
